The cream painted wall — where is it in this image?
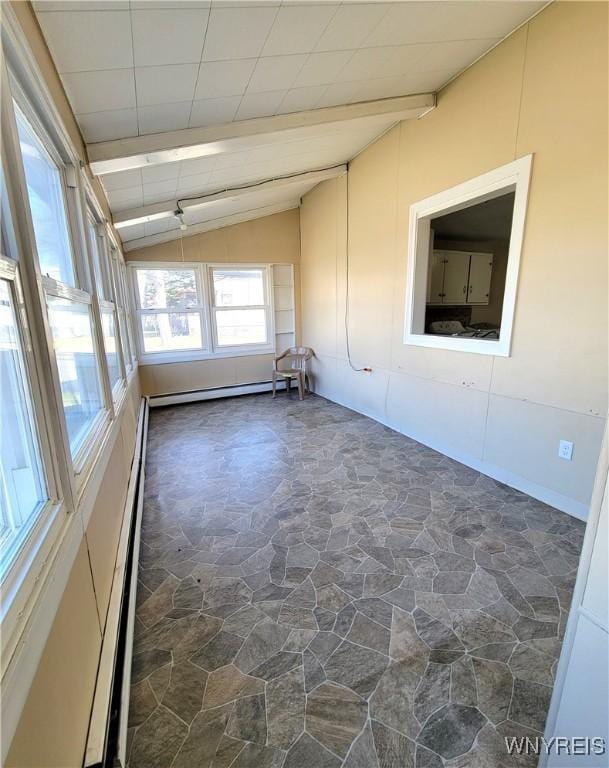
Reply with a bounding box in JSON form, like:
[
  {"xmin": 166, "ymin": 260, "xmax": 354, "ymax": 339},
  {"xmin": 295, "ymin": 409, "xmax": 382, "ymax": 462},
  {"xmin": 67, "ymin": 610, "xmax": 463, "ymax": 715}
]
[
  {"xmin": 300, "ymin": 1, "xmax": 608, "ymax": 518},
  {"xmin": 127, "ymin": 209, "xmax": 302, "ymax": 397}
]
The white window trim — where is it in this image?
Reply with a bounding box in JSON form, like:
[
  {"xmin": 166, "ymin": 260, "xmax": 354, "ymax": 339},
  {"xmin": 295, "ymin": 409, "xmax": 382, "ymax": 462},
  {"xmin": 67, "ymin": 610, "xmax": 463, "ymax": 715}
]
[
  {"xmin": 129, "ymin": 261, "xmax": 276, "ymax": 365},
  {"xmin": 208, "ymin": 263, "xmax": 275, "ymax": 355},
  {"xmin": 404, "ymin": 154, "xmax": 533, "ymax": 357}
]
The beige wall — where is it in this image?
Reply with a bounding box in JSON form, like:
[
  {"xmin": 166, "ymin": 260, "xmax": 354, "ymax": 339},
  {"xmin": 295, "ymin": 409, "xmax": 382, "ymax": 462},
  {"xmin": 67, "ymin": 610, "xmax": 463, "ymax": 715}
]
[
  {"xmin": 300, "ymin": 1, "xmax": 608, "ymax": 517},
  {"xmin": 127, "ymin": 209, "xmax": 302, "ymax": 397}
]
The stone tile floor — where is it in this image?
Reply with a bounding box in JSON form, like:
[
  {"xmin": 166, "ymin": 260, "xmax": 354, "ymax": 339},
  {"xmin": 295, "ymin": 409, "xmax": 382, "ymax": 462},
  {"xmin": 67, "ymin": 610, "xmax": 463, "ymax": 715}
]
[{"xmin": 127, "ymin": 393, "xmax": 585, "ymax": 768}]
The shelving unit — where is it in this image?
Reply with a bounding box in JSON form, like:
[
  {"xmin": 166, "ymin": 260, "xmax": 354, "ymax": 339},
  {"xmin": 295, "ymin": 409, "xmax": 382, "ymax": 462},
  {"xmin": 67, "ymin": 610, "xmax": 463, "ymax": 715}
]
[{"xmin": 272, "ymin": 264, "xmax": 295, "ymax": 353}]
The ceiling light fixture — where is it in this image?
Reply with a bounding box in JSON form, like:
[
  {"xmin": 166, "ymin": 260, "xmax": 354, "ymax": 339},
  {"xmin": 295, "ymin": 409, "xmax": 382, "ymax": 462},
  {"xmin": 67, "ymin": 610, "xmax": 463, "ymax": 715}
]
[{"xmin": 174, "ymin": 209, "xmax": 188, "ymax": 231}]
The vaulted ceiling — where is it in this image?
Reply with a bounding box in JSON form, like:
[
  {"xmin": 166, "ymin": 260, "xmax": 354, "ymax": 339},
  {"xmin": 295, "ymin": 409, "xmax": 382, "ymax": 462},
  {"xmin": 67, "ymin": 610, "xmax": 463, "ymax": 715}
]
[{"xmin": 33, "ymin": 0, "xmax": 545, "ymax": 251}]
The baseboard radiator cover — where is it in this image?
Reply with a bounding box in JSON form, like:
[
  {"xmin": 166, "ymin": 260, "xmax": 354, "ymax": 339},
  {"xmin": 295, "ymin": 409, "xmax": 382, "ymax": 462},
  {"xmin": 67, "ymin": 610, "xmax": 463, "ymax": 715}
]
[{"xmin": 84, "ymin": 398, "xmax": 149, "ymax": 768}]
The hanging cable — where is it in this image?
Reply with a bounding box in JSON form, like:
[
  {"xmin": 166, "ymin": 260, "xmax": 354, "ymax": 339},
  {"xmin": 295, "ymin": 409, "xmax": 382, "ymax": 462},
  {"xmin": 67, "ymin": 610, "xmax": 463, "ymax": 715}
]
[
  {"xmin": 344, "ymin": 163, "xmax": 372, "ymax": 373},
  {"xmin": 175, "ymin": 162, "xmax": 347, "ymax": 214}
]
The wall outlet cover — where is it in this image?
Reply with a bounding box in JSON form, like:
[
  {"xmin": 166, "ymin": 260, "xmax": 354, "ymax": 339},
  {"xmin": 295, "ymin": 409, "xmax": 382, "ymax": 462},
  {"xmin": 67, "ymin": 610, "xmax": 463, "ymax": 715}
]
[{"xmin": 558, "ymin": 440, "xmax": 574, "ymax": 461}]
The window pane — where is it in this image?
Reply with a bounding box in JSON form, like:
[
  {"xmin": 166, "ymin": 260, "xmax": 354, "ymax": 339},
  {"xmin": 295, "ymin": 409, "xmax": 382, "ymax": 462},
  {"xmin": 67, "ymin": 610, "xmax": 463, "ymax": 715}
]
[
  {"xmin": 213, "ymin": 269, "xmax": 264, "ymax": 307},
  {"xmin": 87, "ymin": 217, "xmax": 105, "ymax": 298},
  {"xmin": 101, "ymin": 308, "xmax": 120, "ymax": 389},
  {"xmin": 137, "ymin": 269, "xmax": 198, "ymax": 310},
  {"xmin": 141, "ymin": 312, "xmax": 202, "ymax": 353},
  {"xmin": 216, "ymin": 309, "xmax": 267, "ymax": 346},
  {"xmin": 117, "ymin": 308, "xmax": 131, "ymax": 371},
  {"xmin": 0, "ymin": 280, "xmax": 47, "ymax": 581},
  {"xmin": 15, "ymin": 107, "xmax": 75, "ymax": 286},
  {"xmin": 48, "ymin": 297, "xmax": 104, "ymax": 455}
]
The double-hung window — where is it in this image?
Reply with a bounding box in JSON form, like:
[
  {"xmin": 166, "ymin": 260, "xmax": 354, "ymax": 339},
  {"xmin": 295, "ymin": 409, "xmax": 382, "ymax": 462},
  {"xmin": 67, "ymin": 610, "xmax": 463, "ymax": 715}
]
[
  {"xmin": 14, "ymin": 102, "xmax": 106, "ymax": 461},
  {"xmin": 130, "ymin": 263, "xmax": 275, "ymax": 362},
  {"xmin": 0, "ymin": 256, "xmax": 48, "ymax": 583},
  {"xmin": 0, "ymin": 172, "xmax": 55, "ymax": 589},
  {"xmin": 110, "ymin": 247, "xmax": 134, "ymax": 375},
  {"xmin": 210, "ymin": 267, "xmax": 272, "ymax": 350},
  {"xmin": 86, "ymin": 208, "xmax": 124, "ymax": 397},
  {"xmin": 134, "ymin": 266, "xmax": 207, "ymax": 359}
]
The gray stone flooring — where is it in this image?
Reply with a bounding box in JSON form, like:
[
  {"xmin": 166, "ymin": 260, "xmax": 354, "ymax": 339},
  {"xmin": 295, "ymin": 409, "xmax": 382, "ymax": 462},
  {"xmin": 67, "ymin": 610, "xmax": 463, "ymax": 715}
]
[{"xmin": 127, "ymin": 393, "xmax": 584, "ymax": 768}]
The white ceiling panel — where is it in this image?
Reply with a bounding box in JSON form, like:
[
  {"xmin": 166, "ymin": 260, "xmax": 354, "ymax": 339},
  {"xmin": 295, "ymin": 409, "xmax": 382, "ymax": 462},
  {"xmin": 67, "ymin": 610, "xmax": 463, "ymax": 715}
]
[
  {"xmin": 314, "ymin": 3, "xmax": 391, "ymax": 52},
  {"xmin": 143, "ymin": 179, "xmax": 178, "ymax": 205},
  {"xmin": 189, "ymin": 96, "xmax": 241, "ymax": 128},
  {"xmin": 202, "ymin": 6, "xmax": 278, "ymax": 61},
  {"xmin": 135, "ymin": 64, "xmax": 199, "ymax": 107},
  {"xmin": 77, "ymin": 108, "xmax": 138, "ymax": 143},
  {"xmin": 33, "ymin": 0, "xmax": 545, "ymax": 248},
  {"xmin": 138, "ymin": 102, "xmax": 192, "ymax": 134},
  {"xmin": 141, "ymin": 163, "xmax": 181, "ymax": 184},
  {"xmin": 36, "ymin": 10, "xmax": 133, "ymax": 73},
  {"xmin": 261, "ymin": 4, "xmax": 338, "ymax": 56},
  {"xmin": 235, "ymin": 90, "xmax": 287, "ymax": 121},
  {"xmin": 131, "ymin": 8, "xmax": 209, "ymax": 66},
  {"xmin": 277, "ymin": 86, "xmax": 328, "ymax": 115},
  {"xmin": 194, "ymin": 59, "xmax": 257, "ymax": 100},
  {"xmin": 62, "ymin": 68, "xmax": 136, "ymax": 114},
  {"xmin": 247, "ymin": 54, "xmax": 308, "ymax": 93},
  {"xmin": 292, "ymin": 51, "xmax": 354, "ymax": 88}
]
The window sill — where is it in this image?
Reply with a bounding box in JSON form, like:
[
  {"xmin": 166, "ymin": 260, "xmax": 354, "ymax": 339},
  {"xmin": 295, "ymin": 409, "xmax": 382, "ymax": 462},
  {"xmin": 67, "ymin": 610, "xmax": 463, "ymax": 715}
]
[
  {"xmin": 404, "ymin": 332, "xmax": 510, "ymax": 357},
  {"xmin": 138, "ymin": 346, "xmax": 275, "ymax": 366}
]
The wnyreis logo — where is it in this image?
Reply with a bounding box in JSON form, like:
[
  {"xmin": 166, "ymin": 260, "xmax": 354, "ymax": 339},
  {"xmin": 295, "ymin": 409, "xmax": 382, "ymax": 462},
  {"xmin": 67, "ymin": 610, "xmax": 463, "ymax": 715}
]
[{"xmin": 505, "ymin": 736, "xmax": 607, "ymax": 757}]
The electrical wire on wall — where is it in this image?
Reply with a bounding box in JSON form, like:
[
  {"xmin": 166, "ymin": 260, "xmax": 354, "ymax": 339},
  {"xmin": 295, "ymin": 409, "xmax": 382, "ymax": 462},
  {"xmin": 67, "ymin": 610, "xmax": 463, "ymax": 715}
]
[
  {"xmin": 344, "ymin": 162, "xmax": 372, "ymax": 373},
  {"xmin": 174, "ymin": 162, "xmax": 347, "ymax": 216}
]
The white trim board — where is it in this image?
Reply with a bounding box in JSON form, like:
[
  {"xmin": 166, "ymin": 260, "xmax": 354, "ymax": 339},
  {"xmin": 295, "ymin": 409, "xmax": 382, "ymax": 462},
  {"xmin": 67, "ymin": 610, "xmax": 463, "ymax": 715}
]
[
  {"xmin": 85, "ymin": 399, "xmax": 147, "ymax": 767},
  {"xmin": 88, "ymin": 95, "xmax": 436, "ymax": 175},
  {"xmin": 404, "ymin": 154, "xmax": 533, "ymax": 357},
  {"xmin": 148, "ymin": 380, "xmax": 287, "ymax": 408}
]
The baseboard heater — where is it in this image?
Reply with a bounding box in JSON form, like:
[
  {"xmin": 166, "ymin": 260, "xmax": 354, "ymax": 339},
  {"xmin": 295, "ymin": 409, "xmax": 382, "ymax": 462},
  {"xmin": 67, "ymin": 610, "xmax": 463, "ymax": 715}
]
[
  {"xmin": 84, "ymin": 398, "xmax": 149, "ymax": 768},
  {"xmin": 148, "ymin": 378, "xmax": 287, "ymax": 408}
]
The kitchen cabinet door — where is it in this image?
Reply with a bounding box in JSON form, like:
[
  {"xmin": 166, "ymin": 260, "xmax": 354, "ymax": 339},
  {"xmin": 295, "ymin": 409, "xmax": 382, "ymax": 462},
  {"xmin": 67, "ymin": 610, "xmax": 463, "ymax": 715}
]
[
  {"xmin": 427, "ymin": 250, "xmax": 445, "ymax": 304},
  {"xmin": 442, "ymin": 251, "xmax": 470, "ymax": 304},
  {"xmin": 468, "ymin": 252, "xmax": 493, "ymax": 304}
]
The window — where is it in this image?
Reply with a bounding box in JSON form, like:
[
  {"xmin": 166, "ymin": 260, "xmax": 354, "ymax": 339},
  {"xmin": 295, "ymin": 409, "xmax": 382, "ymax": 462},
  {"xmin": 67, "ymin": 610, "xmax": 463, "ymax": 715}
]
[
  {"xmin": 13, "ymin": 93, "xmax": 114, "ymax": 458},
  {"xmin": 404, "ymin": 155, "xmax": 532, "ymax": 357},
  {"xmin": 87, "ymin": 214, "xmax": 106, "ymax": 299},
  {"xmin": 134, "ymin": 266, "xmax": 207, "ymax": 357},
  {"xmin": 14, "ymin": 106, "xmax": 75, "ymax": 287},
  {"xmin": 130, "ymin": 263, "xmax": 276, "ymax": 362},
  {"xmin": 101, "ymin": 308, "xmax": 120, "ymax": 390},
  {"xmin": 47, "ymin": 297, "xmax": 104, "ymax": 455},
  {"xmin": 110, "ymin": 247, "xmax": 134, "ymax": 375},
  {"xmin": 0, "ymin": 275, "xmax": 48, "ymax": 582},
  {"xmin": 211, "ymin": 267, "xmax": 270, "ymax": 348}
]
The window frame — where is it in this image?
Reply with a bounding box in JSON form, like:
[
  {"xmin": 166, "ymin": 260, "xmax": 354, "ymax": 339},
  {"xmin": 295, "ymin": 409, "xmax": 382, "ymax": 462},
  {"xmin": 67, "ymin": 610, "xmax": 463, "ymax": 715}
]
[
  {"xmin": 129, "ymin": 261, "xmax": 276, "ymax": 364},
  {"xmin": 83, "ymin": 181, "xmax": 127, "ymax": 403},
  {"xmin": 403, "ymin": 155, "xmax": 533, "ymax": 357},
  {"xmin": 131, "ymin": 262, "xmax": 210, "ymax": 364},
  {"xmin": 10, "ymin": 81, "xmax": 115, "ymax": 480},
  {"xmin": 208, "ymin": 264, "xmax": 274, "ymax": 354}
]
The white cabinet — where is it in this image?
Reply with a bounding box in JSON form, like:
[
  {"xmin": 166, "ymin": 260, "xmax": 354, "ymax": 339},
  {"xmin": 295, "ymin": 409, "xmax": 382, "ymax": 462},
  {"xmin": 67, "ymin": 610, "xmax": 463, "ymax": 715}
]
[
  {"xmin": 468, "ymin": 252, "xmax": 494, "ymax": 304},
  {"xmin": 427, "ymin": 250, "xmax": 445, "ymax": 303},
  {"xmin": 427, "ymin": 250, "xmax": 493, "ymax": 306},
  {"xmin": 443, "ymin": 250, "xmax": 470, "ymax": 304}
]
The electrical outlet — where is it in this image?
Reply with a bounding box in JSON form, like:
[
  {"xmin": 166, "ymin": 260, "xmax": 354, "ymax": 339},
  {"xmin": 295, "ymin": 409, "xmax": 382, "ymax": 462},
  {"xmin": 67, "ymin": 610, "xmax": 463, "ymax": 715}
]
[{"xmin": 558, "ymin": 440, "xmax": 574, "ymax": 461}]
